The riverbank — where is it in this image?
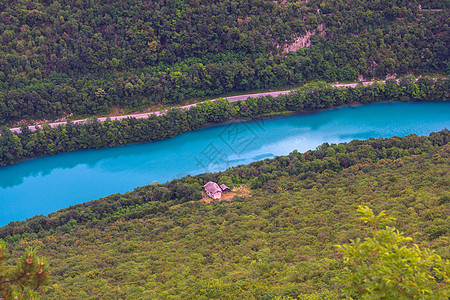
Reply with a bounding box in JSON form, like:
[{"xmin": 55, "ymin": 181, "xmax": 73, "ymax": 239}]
[
  {"xmin": 0, "ymin": 103, "xmax": 369, "ymax": 167},
  {"xmin": 9, "ymin": 76, "xmax": 435, "ymax": 134},
  {"xmin": 0, "ymin": 78, "xmax": 448, "ymax": 167}
]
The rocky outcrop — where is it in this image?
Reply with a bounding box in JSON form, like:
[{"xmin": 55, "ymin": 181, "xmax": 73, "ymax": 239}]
[{"xmin": 282, "ymin": 23, "xmax": 326, "ymax": 53}]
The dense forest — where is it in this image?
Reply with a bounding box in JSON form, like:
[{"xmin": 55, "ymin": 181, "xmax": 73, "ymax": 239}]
[
  {"xmin": 0, "ymin": 131, "xmax": 448, "ymax": 298},
  {"xmin": 0, "ymin": 78, "xmax": 448, "ymax": 167},
  {"xmin": 1, "ymin": 0, "xmax": 449, "ymax": 298},
  {"xmin": 0, "ymin": 0, "xmax": 448, "ymax": 124}
]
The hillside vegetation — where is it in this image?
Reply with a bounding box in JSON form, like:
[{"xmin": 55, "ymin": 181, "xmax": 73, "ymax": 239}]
[
  {"xmin": 0, "ymin": 0, "xmax": 448, "ymax": 124},
  {"xmin": 1, "ymin": 131, "xmax": 449, "ymax": 299}
]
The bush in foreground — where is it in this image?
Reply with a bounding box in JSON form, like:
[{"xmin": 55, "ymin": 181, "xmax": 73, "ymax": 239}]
[{"xmin": 335, "ymin": 206, "xmax": 450, "ymax": 299}]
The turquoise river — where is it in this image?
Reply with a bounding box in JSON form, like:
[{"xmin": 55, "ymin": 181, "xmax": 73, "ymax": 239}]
[{"xmin": 1, "ymin": 102, "xmax": 449, "ymax": 226}]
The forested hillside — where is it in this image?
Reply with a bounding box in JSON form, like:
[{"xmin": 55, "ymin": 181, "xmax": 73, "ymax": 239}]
[
  {"xmin": 0, "ymin": 0, "xmax": 448, "ymax": 124},
  {"xmin": 1, "ymin": 131, "xmax": 449, "ymax": 298},
  {"xmin": 1, "ymin": 0, "xmax": 449, "ymax": 298}
]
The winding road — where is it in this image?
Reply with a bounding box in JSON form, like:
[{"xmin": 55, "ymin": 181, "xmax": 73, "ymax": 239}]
[{"xmin": 8, "ymin": 80, "xmax": 393, "ymax": 134}]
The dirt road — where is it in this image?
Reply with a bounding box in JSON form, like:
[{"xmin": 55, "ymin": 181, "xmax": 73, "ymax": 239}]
[
  {"xmin": 9, "ymin": 91, "xmax": 293, "ymax": 133},
  {"xmin": 7, "ymin": 81, "xmax": 388, "ymax": 133}
]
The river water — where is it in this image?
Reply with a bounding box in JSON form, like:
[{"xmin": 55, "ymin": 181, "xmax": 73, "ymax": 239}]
[{"xmin": 1, "ymin": 102, "xmax": 449, "ymax": 226}]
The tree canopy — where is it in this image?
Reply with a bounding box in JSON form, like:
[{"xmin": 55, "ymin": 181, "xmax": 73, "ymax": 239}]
[{"xmin": 0, "ymin": 0, "xmax": 448, "ymax": 124}]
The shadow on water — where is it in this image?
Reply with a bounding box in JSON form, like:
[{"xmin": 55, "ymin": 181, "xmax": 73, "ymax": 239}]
[
  {"xmin": 0, "ymin": 139, "xmax": 176, "ymax": 188},
  {"xmin": 0, "ymin": 118, "xmax": 269, "ymax": 188}
]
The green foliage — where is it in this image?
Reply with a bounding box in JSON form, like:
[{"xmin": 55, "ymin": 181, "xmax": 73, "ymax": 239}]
[
  {"xmin": 335, "ymin": 206, "xmax": 450, "ymax": 299},
  {"xmin": 0, "ymin": 240, "xmax": 49, "ymax": 299},
  {"xmin": 272, "ymin": 291, "xmax": 338, "ymax": 300},
  {"xmin": 0, "ymin": 0, "xmax": 447, "ymax": 124}
]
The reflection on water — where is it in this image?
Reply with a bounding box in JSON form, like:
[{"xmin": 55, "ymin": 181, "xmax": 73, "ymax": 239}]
[
  {"xmin": 0, "ymin": 102, "xmax": 449, "ymax": 226},
  {"xmin": 0, "ymin": 145, "xmax": 155, "ymax": 188}
]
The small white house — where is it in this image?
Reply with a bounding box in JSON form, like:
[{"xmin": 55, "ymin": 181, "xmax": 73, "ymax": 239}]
[
  {"xmin": 204, "ymin": 181, "xmax": 222, "ymax": 199},
  {"xmin": 204, "ymin": 182, "xmax": 232, "ymax": 199}
]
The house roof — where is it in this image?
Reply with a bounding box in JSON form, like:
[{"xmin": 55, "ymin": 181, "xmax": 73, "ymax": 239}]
[
  {"xmin": 204, "ymin": 181, "xmax": 221, "ymax": 194},
  {"xmin": 220, "ymin": 184, "xmax": 230, "ymax": 191}
]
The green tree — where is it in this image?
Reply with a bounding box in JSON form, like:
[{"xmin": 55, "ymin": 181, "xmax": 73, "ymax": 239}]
[
  {"xmin": 335, "ymin": 206, "xmax": 450, "ymax": 299},
  {"xmin": 0, "ymin": 240, "xmax": 49, "ymax": 300}
]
